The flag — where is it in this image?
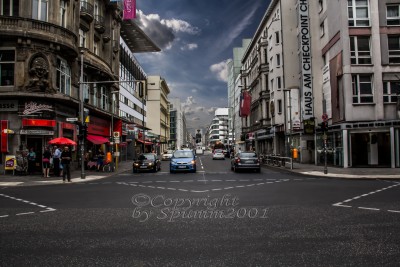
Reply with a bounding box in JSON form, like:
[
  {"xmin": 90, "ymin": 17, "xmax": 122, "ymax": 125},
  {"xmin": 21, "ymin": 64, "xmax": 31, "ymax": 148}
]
[
  {"xmin": 239, "ymin": 91, "xmax": 251, "ymax": 117},
  {"xmin": 123, "ymin": 0, "xmax": 136, "ymax": 20}
]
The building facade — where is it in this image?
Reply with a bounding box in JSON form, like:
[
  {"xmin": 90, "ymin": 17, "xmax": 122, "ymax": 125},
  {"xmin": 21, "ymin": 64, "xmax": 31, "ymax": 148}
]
[
  {"xmin": 146, "ymin": 75, "xmax": 170, "ymax": 154},
  {"xmin": 0, "ymin": 0, "xmax": 159, "ymax": 173},
  {"xmin": 208, "ymin": 108, "xmax": 229, "ymax": 148}
]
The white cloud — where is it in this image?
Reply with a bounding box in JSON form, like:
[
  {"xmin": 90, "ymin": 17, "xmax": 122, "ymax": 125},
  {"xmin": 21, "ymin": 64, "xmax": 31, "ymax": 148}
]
[
  {"xmin": 135, "ymin": 10, "xmax": 200, "ymax": 51},
  {"xmin": 209, "ymin": 60, "xmax": 230, "ymax": 82},
  {"xmin": 181, "ymin": 43, "xmax": 198, "ymax": 51}
]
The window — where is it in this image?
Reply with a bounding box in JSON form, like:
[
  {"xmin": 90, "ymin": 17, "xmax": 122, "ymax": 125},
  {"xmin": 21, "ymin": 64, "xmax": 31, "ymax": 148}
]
[
  {"xmin": 270, "ymin": 79, "xmax": 274, "ymax": 92},
  {"xmin": 79, "ymin": 29, "xmax": 87, "ymax": 48},
  {"xmin": 318, "ymin": 0, "xmax": 324, "ymax": 13},
  {"xmin": 277, "ymin": 99, "xmax": 282, "ymax": 114},
  {"xmin": 276, "ymin": 54, "xmax": 281, "ymax": 67},
  {"xmin": 387, "ymin": 4, "xmax": 400, "ymax": 26},
  {"xmin": 1, "ymin": 0, "xmax": 19, "ymax": 16},
  {"xmin": 383, "ymin": 81, "xmax": 398, "ymax": 103},
  {"xmin": 352, "ymin": 74, "xmax": 373, "ymax": 103},
  {"xmin": 320, "ymin": 21, "xmax": 325, "ymax": 37},
  {"xmin": 94, "ymin": 41, "xmax": 99, "ymax": 56},
  {"xmin": 60, "ymin": 0, "xmax": 67, "ymax": 27},
  {"xmin": 0, "ymin": 50, "xmax": 15, "ymax": 86},
  {"xmin": 56, "ymin": 58, "xmax": 71, "ymax": 96},
  {"xmin": 32, "ymin": 0, "xmax": 48, "ymax": 21},
  {"xmin": 348, "ymin": 0, "xmax": 370, "ymax": 27},
  {"xmin": 100, "ymin": 86, "xmax": 108, "ymax": 110},
  {"xmin": 276, "ymin": 76, "xmax": 282, "ymax": 90},
  {"xmin": 388, "ymin": 35, "xmax": 400, "ymax": 64},
  {"xmin": 350, "ymin": 36, "xmax": 371, "ymax": 64},
  {"xmin": 275, "ymin": 31, "xmax": 280, "ymax": 44}
]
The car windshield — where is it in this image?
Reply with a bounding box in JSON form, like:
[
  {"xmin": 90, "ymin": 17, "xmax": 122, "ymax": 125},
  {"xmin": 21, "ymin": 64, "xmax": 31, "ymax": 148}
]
[
  {"xmin": 164, "ymin": 150, "xmax": 173, "ymax": 154},
  {"xmin": 139, "ymin": 154, "xmax": 155, "ymax": 160},
  {"xmin": 239, "ymin": 152, "xmax": 257, "ymax": 158},
  {"xmin": 173, "ymin": 151, "xmax": 194, "ymax": 158},
  {"xmin": 214, "ymin": 149, "xmax": 223, "ymax": 153}
]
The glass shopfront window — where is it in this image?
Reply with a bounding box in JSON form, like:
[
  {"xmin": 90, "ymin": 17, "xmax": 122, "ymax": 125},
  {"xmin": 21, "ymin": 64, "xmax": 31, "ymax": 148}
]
[{"xmin": 316, "ymin": 131, "xmax": 343, "ymax": 167}]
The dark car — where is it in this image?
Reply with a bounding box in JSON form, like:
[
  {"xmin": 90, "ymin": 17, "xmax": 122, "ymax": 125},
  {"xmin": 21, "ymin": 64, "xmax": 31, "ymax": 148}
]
[
  {"xmin": 231, "ymin": 151, "xmax": 261, "ymax": 173},
  {"xmin": 170, "ymin": 150, "xmax": 196, "ymax": 173},
  {"xmin": 133, "ymin": 153, "xmax": 161, "ymax": 173}
]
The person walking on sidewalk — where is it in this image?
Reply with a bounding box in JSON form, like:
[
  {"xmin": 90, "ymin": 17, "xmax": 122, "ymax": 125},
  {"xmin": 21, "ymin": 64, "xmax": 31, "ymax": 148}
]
[
  {"xmin": 27, "ymin": 147, "xmax": 36, "ymax": 175},
  {"xmin": 52, "ymin": 146, "xmax": 61, "ymax": 177},
  {"xmin": 61, "ymin": 146, "xmax": 72, "ymax": 182},
  {"xmin": 96, "ymin": 148, "xmax": 105, "ymax": 172},
  {"xmin": 42, "ymin": 147, "xmax": 52, "ymax": 178}
]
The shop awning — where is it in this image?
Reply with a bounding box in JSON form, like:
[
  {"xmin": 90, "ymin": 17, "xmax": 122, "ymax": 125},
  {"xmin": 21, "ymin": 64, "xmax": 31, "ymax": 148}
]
[
  {"xmin": 87, "ymin": 135, "xmax": 109, "ymax": 145},
  {"xmin": 136, "ymin": 139, "xmax": 153, "ymax": 145}
]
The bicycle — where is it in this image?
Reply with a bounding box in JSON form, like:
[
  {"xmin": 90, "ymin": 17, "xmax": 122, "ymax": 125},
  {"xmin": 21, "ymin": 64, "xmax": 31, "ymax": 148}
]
[{"xmin": 102, "ymin": 159, "xmax": 115, "ymax": 172}]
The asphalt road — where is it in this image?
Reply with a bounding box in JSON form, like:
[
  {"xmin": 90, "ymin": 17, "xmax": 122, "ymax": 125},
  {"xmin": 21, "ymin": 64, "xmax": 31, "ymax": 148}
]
[{"xmin": 1, "ymin": 153, "xmax": 400, "ymax": 266}]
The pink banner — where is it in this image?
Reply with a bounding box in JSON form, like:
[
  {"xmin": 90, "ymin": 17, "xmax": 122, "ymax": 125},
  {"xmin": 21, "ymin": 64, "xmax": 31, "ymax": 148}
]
[{"xmin": 123, "ymin": 0, "xmax": 136, "ymax": 20}]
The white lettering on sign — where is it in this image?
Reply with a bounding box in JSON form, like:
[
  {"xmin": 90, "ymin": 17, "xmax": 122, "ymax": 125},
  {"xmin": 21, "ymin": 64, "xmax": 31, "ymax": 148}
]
[
  {"xmin": 299, "ymin": 0, "xmax": 313, "ymax": 120},
  {"xmin": 23, "ymin": 101, "xmax": 53, "ymax": 115}
]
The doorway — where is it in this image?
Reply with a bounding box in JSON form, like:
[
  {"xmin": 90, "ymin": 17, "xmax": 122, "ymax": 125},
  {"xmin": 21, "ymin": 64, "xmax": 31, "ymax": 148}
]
[{"xmin": 26, "ymin": 137, "xmax": 43, "ymax": 174}]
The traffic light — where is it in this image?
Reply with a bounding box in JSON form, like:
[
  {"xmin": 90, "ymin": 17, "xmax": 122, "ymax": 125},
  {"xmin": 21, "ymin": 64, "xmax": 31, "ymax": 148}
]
[
  {"xmin": 78, "ymin": 124, "xmax": 88, "ymax": 140},
  {"xmin": 318, "ymin": 121, "xmax": 328, "ymax": 132}
]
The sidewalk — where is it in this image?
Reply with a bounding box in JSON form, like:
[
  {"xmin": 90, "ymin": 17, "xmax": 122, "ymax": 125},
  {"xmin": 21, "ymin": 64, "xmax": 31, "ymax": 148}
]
[
  {"xmin": 264, "ymin": 162, "xmax": 400, "ymax": 179},
  {"xmin": 0, "ymin": 161, "xmax": 133, "ymax": 187}
]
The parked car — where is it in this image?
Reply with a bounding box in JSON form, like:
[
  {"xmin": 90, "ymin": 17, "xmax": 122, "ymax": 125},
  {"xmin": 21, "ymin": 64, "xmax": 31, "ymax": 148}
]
[
  {"xmin": 170, "ymin": 150, "xmax": 196, "ymax": 173},
  {"xmin": 162, "ymin": 150, "xmax": 174, "ymax": 161},
  {"xmin": 231, "ymin": 151, "xmax": 261, "ymax": 172},
  {"xmin": 212, "ymin": 149, "xmax": 225, "ymax": 160},
  {"xmin": 133, "ymin": 153, "xmax": 161, "ymax": 173}
]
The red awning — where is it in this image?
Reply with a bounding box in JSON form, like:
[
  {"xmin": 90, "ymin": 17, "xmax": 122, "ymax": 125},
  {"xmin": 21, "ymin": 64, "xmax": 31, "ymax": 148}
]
[
  {"xmin": 136, "ymin": 139, "xmax": 153, "ymax": 145},
  {"xmin": 87, "ymin": 135, "xmax": 109, "ymax": 145}
]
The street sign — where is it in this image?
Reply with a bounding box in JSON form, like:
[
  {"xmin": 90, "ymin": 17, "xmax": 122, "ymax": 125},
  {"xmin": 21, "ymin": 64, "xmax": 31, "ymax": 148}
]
[
  {"xmin": 66, "ymin": 117, "xmax": 78, "ymax": 122},
  {"xmin": 322, "ymin": 113, "xmax": 328, "ymax": 122}
]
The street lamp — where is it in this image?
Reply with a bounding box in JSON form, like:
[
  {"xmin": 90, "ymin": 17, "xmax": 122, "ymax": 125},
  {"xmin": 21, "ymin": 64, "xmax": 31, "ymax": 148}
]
[
  {"xmin": 110, "ymin": 90, "xmax": 119, "ymax": 171},
  {"xmin": 79, "ymin": 51, "xmax": 85, "ymax": 179}
]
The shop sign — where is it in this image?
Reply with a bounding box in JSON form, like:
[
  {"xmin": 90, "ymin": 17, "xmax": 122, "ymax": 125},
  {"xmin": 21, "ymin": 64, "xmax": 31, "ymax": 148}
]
[
  {"xmin": 0, "ymin": 100, "xmax": 18, "ymax": 112},
  {"xmin": 20, "ymin": 129, "xmax": 54, "ymax": 135},
  {"xmin": 5, "ymin": 155, "xmax": 16, "ymax": 170},
  {"xmin": 293, "ymin": 119, "xmax": 301, "ymax": 129},
  {"xmin": 23, "ymin": 101, "xmax": 53, "ymax": 115}
]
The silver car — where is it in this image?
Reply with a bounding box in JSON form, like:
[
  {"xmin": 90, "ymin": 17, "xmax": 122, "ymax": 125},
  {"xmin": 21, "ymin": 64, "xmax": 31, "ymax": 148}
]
[
  {"xmin": 213, "ymin": 149, "xmax": 225, "ymax": 160},
  {"xmin": 231, "ymin": 151, "xmax": 261, "ymax": 172},
  {"xmin": 162, "ymin": 150, "xmax": 174, "ymax": 161}
]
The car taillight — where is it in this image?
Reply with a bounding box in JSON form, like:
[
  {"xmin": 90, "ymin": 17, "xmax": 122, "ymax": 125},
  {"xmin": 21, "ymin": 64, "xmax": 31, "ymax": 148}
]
[{"xmin": 236, "ymin": 158, "xmax": 241, "ymax": 163}]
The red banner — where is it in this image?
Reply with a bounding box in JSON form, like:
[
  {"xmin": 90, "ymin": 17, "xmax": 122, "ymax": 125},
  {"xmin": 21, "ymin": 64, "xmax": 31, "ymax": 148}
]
[
  {"xmin": 22, "ymin": 119, "xmax": 56, "ymax": 127},
  {"xmin": 1, "ymin": 120, "xmax": 8, "ymax": 153},
  {"xmin": 239, "ymin": 91, "xmax": 251, "ymax": 117},
  {"xmin": 123, "ymin": 0, "xmax": 136, "ymax": 20}
]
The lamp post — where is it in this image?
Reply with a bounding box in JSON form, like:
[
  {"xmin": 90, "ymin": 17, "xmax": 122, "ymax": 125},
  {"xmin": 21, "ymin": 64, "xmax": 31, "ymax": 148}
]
[
  {"xmin": 79, "ymin": 51, "xmax": 85, "ymax": 179},
  {"xmin": 110, "ymin": 90, "xmax": 119, "ymax": 171}
]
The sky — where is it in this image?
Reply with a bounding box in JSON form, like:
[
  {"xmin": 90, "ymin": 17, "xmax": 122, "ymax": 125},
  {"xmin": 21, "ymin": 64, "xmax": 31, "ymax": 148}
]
[{"xmin": 134, "ymin": 0, "xmax": 271, "ymax": 134}]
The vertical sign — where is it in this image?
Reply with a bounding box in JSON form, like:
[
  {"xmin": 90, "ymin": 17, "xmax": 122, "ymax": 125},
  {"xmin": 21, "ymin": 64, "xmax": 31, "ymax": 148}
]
[
  {"xmin": 123, "ymin": 0, "xmax": 136, "ymax": 20},
  {"xmin": 1, "ymin": 120, "xmax": 8, "ymax": 153},
  {"xmin": 299, "ymin": 0, "xmax": 313, "ymax": 120}
]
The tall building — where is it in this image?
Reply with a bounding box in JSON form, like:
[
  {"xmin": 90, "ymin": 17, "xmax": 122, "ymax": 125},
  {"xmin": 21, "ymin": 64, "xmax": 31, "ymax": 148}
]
[
  {"xmin": 227, "ymin": 39, "xmax": 251, "ymax": 149},
  {"xmin": 146, "ymin": 75, "xmax": 170, "ymax": 154},
  {"xmin": 169, "ymin": 98, "xmax": 186, "ymax": 150},
  {"xmin": 208, "ymin": 108, "xmax": 229, "ymax": 148}
]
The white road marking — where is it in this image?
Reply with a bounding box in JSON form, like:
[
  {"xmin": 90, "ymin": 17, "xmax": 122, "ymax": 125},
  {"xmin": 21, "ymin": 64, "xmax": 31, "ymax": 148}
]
[
  {"xmin": 332, "ymin": 183, "xmax": 400, "ymax": 214},
  {"xmin": 358, "ymin": 207, "xmax": 380, "ymax": 211},
  {"xmin": 0, "ymin": 182, "xmax": 24, "ymax": 186},
  {"xmin": 16, "ymin": 212, "xmax": 35, "ymax": 216}
]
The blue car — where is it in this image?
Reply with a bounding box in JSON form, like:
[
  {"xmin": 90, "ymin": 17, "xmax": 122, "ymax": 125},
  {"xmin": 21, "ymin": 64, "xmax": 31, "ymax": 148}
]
[{"xmin": 170, "ymin": 150, "xmax": 196, "ymax": 173}]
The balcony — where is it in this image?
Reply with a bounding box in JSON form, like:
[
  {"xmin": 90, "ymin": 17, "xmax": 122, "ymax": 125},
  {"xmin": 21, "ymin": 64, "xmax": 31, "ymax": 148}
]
[
  {"xmin": 94, "ymin": 15, "xmax": 105, "ymax": 34},
  {"xmin": 80, "ymin": 1, "xmax": 94, "ymax": 23},
  {"xmin": 0, "ymin": 16, "xmax": 77, "ymax": 54}
]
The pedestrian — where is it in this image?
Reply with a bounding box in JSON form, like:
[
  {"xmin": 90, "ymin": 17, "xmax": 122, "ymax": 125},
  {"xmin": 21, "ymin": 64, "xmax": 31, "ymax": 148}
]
[
  {"xmin": 42, "ymin": 147, "xmax": 52, "ymax": 178},
  {"xmin": 96, "ymin": 148, "xmax": 104, "ymax": 172},
  {"xmin": 52, "ymin": 146, "xmax": 61, "ymax": 176},
  {"xmin": 27, "ymin": 147, "xmax": 36, "ymax": 175},
  {"xmin": 61, "ymin": 146, "xmax": 72, "ymax": 182}
]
